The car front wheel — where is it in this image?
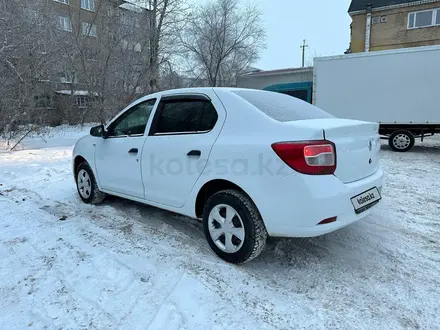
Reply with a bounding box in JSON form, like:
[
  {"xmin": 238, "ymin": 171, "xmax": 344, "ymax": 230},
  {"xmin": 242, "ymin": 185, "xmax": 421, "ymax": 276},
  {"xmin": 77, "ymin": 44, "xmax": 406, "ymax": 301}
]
[
  {"xmin": 203, "ymin": 189, "xmax": 267, "ymax": 264},
  {"xmin": 75, "ymin": 161, "xmax": 106, "ymax": 204}
]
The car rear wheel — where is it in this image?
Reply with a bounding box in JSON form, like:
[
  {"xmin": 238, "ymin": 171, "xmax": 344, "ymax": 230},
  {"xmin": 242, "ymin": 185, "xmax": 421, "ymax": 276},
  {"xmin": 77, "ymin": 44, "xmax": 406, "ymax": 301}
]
[
  {"xmin": 76, "ymin": 162, "xmax": 106, "ymax": 204},
  {"xmin": 389, "ymin": 130, "xmax": 415, "ymax": 152},
  {"xmin": 203, "ymin": 189, "xmax": 267, "ymax": 264}
]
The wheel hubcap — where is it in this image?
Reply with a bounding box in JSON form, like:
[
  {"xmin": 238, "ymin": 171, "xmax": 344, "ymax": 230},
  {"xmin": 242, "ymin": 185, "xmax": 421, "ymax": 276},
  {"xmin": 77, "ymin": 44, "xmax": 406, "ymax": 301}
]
[
  {"xmin": 208, "ymin": 204, "xmax": 245, "ymax": 253},
  {"xmin": 393, "ymin": 134, "xmax": 410, "ymax": 149},
  {"xmin": 77, "ymin": 169, "xmax": 92, "ymax": 199}
]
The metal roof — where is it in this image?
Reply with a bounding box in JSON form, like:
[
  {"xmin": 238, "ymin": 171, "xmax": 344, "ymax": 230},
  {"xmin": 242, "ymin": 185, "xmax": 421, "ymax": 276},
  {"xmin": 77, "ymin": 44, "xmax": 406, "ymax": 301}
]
[
  {"xmin": 241, "ymin": 67, "xmax": 313, "ymax": 77},
  {"xmin": 348, "ymin": 0, "xmax": 439, "ymax": 13}
]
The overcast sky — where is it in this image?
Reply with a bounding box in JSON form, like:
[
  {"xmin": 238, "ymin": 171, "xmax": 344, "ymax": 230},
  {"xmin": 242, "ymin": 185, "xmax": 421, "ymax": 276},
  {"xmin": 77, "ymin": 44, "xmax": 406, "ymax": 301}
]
[
  {"xmin": 131, "ymin": 0, "xmax": 353, "ymax": 71},
  {"xmin": 253, "ymin": 0, "xmax": 353, "ymax": 70}
]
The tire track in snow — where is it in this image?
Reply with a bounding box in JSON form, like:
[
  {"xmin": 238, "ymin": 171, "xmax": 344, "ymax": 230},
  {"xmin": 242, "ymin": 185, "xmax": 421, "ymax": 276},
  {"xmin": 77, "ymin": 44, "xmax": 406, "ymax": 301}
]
[{"xmin": 1, "ymin": 187, "xmax": 280, "ymax": 328}]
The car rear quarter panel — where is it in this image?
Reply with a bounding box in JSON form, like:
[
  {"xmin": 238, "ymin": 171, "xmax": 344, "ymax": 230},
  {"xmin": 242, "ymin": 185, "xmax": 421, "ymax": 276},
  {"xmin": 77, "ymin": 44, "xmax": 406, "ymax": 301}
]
[{"xmin": 184, "ymin": 90, "xmax": 325, "ymax": 222}]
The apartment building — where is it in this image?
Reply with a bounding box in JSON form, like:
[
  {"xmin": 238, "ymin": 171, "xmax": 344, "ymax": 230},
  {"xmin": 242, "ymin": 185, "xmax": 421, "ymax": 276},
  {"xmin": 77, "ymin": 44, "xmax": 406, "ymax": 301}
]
[
  {"xmin": 31, "ymin": 0, "xmax": 151, "ymax": 124},
  {"xmin": 348, "ymin": 0, "xmax": 440, "ymax": 53}
]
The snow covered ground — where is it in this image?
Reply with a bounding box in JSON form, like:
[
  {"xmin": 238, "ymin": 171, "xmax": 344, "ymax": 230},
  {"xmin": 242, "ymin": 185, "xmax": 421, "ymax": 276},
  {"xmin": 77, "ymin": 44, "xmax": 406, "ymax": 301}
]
[{"xmin": 1, "ymin": 127, "xmax": 439, "ymax": 330}]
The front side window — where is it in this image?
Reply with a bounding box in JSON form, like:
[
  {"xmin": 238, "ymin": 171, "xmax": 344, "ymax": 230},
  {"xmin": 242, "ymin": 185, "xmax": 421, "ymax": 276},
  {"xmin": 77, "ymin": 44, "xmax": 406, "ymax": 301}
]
[
  {"xmin": 408, "ymin": 9, "xmax": 440, "ymax": 29},
  {"xmin": 81, "ymin": 0, "xmax": 95, "ymax": 11},
  {"xmin": 108, "ymin": 99, "xmax": 156, "ymax": 137},
  {"xmin": 54, "ymin": 0, "xmax": 69, "ymax": 4},
  {"xmin": 154, "ymin": 100, "xmax": 218, "ymax": 134}
]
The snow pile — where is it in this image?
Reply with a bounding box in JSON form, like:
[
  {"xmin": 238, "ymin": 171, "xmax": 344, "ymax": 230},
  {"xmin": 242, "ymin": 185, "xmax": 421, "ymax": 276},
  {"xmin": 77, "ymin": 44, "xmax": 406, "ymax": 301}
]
[{"xmin": 0, "ymin": 124, "xmax": 94, "ymax": 152}]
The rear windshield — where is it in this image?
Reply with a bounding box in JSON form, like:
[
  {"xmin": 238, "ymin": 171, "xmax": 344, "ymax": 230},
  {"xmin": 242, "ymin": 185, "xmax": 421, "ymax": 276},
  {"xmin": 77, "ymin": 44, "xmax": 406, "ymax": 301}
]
[{"xmin": 233, "ymin": 90, "xmax": 333, "ymax": 122}]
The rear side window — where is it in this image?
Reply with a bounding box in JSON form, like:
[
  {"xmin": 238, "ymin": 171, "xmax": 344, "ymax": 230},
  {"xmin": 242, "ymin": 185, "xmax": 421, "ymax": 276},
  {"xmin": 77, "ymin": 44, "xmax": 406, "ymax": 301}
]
[
  {"xmin": 155, "ymin": 100, "xmax": 218, "ymax": 134},
  {"xmin": 233, "ymin": 90, "xmax": 332, "ymax": 122},
  {"xmin": 199, "ymin": 103, "xmax": 218, "ymax": 131}
]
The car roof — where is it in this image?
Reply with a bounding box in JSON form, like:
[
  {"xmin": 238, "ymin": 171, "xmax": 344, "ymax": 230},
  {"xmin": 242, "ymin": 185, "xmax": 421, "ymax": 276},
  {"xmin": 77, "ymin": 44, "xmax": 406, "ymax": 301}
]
[
  {"xmin": 150, "ymin": 87, "xmax": 257, "ymax": 96},
  {"xmin": 163, "ymin": 87, "xmax": 256, "ymax": 94},
  {"xmin": 131, "ymin": 87, "xmax": 261, "ymax": 105}
]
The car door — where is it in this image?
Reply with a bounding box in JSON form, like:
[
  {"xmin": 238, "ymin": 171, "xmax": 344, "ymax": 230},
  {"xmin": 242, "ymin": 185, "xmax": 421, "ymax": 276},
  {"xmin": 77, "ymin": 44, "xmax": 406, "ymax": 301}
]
[
  {"xmin": 141, "ymin": 93, "xmax": 225, "ymax": 208},
  {"xmin": 94, "ymin": 98, "xmax": 157, "ymax": 198}
]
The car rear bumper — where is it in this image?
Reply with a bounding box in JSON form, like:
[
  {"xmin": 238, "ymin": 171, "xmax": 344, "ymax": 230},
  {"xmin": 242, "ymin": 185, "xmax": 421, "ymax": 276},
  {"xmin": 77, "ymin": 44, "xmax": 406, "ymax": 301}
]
[{"xmin": 253, "ymin": 167, "xmax": 384, "ymax": 238}]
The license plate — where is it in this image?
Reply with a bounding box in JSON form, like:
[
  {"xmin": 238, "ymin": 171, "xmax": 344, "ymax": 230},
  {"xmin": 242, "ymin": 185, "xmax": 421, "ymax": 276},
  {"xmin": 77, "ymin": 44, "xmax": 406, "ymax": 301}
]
[{"xmin": 351, "ymin": 187, "xmax": 381, "ymax": 214}]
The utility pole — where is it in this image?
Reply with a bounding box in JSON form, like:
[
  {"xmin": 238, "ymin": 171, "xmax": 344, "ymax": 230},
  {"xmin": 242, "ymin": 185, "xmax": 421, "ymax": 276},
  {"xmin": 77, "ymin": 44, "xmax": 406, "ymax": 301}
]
[{"xmin": 300, "ymin": 39, "xmax": 308, "ymax": 67}]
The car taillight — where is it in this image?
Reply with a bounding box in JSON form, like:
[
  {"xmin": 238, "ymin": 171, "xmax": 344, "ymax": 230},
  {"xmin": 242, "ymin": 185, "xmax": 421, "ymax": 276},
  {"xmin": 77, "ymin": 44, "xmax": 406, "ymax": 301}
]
[{"xmin": 271, "ymin": 140, "xmax": 336, "ymax": 175}]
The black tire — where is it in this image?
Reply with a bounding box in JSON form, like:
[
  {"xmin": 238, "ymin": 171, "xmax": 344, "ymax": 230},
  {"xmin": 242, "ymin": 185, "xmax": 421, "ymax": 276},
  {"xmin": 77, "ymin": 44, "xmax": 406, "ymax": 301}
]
[
  {"xmin": 202, "ymin": 189, "xmax": 267, "ymax": 264},
  {"xmin": 75, "ymin": 161, "xmax": 106, "ymax": 204},
  {"xmin": 388, "ymin": 130, "xmax": 415, "ymax": 152}
]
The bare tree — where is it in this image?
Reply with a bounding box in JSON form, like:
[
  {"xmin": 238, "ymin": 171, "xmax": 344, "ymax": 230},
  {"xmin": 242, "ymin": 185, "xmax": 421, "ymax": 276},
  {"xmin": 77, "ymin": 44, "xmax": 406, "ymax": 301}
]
[
  {"xmin": 0, "ymin": 0, "xmax": 190, "ymax": 140},
  {"xmin": 47, "ymin": 0, "xmax": 189, "ymax": 123},
  {"xmin": 143, "ymin": 0, "xmax": 189, "ymax": 92},
  {"xmin": 180, "ymin": 0, "xmax": 265, "ymax": 87},
  {"xmin": 43, "ymin": 1, "xmax": 155, "ymax": 124}
]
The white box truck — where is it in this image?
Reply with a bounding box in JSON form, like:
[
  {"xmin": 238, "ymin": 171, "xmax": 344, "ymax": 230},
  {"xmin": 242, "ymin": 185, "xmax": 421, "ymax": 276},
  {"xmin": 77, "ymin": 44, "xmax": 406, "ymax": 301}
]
[
  {"xmin": 313, "ymin": 45, "xmax": 440, "ymax": 152},
  {"xmin": 238, "ymin": 45, "xmax": 440, "ymax": 152}
]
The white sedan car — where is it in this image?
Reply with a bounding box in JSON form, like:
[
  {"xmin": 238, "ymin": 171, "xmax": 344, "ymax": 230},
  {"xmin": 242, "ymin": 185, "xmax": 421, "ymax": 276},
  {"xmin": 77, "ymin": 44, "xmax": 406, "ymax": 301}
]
[{"xmin": 73, "ymin": 88, "xmax": 383, "ymax": 264}]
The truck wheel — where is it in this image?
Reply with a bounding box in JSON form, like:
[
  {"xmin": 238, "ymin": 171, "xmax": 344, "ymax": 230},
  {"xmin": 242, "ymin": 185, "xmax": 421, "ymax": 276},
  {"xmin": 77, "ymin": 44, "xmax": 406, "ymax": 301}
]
[
  {"xmin": 389, "ymin": 130, "xmax": 415, "ymax": 152},
  {"xmin": 203, "ymin": 190, "xmax": 267, "ymax": 264}
]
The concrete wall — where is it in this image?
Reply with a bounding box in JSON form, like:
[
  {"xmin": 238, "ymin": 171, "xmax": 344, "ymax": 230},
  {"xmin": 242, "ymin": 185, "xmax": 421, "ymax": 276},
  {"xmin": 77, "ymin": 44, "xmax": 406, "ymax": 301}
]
[
  {"xmin": 237, "ymin": 68, "xmax": 313, "ymax": 90},
  {"xmin": 350, "ymin": 2, "xmax": 440, "ymax": 52}
]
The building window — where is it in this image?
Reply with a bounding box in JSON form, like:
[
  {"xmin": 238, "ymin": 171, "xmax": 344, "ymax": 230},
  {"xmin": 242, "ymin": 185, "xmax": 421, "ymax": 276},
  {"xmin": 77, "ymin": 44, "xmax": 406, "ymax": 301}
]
[
  {"xmin": 59, "ymin": 72, "xmax": 75, "ymax": 83},
  {"xmin": 35, "ymin": 95, "xmax": 52, "ymax": 108},
  {"xmin": 108, "ymin": 6, "xmax": 120, "ymax": 17},
  {"xmin": 53, "ymin": 0, "xmax": 69, "ymax": 4},
  {"xmin": 81, "ymin": 0, "xmax": 95, "ymax": 12},
  {"xmin": 35, "ymin": 68, "xmax": 49, "ymax": 82},
  {"xmin": 25, "ymin": 9, "xmax": 38, "ymax": 20},
  {"xmin": 57, "ymin": 16, "xmax": 72, "ymax": 32},
  {"xmin": 37, "ymin": 39, "xmax": 48, "ymax": 55},
  {"xmin": 76, "ymin": 96, "xmax": 88, "ymax": 107},
  {"xmin": 122, "ymin": 40, "xmax": 142, "ymax": 52},
  {"xmin": 121, "ymin": 13, "xmax": 135, "ymax": 27},
  {"xmin": 85, "ymin": 48, "xmax": 98, "ymax": 61},
  {"xmin": 82, "ymin": 22, "xmax": 97, "ymax": 37},
  {"xmin": 372, "ymin": 16, "xmax": 379, "ymax": 24},
  {"xmin": 380, "ymin": 16, "xmax": 387, "ymax": 23},
  {"xmin": 408, "ymin": 8, "xmax": 440, "ymax": 29},
  {"xmin": 90, "ymin": 73, "xmax": 98, "ymax": 85}
]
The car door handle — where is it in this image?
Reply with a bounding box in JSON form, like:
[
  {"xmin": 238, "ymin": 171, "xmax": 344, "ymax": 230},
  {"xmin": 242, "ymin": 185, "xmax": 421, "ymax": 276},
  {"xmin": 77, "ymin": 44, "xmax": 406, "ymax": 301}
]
[
  {"xmin": 128, "ymin": 148, "xmax": 138, "ymax": 154},
  {"xmin": 187, "ymin": 150, "xmax": 201, "ymax": 157}
]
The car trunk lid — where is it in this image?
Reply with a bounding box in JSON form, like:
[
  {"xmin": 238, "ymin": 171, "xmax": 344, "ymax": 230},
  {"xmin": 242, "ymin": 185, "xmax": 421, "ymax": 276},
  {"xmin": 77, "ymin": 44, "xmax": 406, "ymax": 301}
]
[{"xmin": 291, "ymin": 119, "xmax": 381, "ymax": 183}]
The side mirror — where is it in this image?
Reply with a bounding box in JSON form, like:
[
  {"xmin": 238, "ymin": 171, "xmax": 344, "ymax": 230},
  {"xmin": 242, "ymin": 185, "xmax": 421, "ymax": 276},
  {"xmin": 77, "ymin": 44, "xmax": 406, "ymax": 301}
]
[{"xmin": 90, "ymin": 124, "xmax": 107, "ymax": 138}]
